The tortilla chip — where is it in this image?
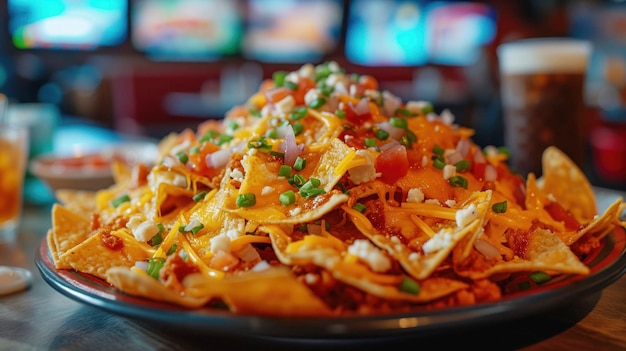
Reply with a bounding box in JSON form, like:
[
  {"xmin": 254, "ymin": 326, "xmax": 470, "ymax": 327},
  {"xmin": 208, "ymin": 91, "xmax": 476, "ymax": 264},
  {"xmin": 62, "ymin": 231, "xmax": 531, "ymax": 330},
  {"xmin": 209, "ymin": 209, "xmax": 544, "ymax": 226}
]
[
  {"xmin": 182, "ymin": 267, "xmax": 333, "ymax": 316},
  {"xmin": 457, "ymin": 227, "xmax": 589, "ymax": 280},
  {"xmin": 105, "ymin": 267, "xmax": 210, "ymax": 308},
  {"xmin": 559, "ymin": 198, "xmax": 625, "ymax": 245},
  {"xmin": 59, "ymin": 229, "xmax": 153, "ymax": 280},
  {"xmin": 46, "ymin": 229, "xmax": 59, "ymax": 264},
  {"xmin": 538, "ymin": 146, "xmax": 597, "ymax": 223},
  {"xmin": 347, "ymin": 190, "xmax": 492, "ymax": 280},
  {"xmin": 51, "ymin": 204, "xmax": 91, "ymax": 260},
  {"xmin": 55, "ymin": 189, "xmax": 98, "ymax": 215}
]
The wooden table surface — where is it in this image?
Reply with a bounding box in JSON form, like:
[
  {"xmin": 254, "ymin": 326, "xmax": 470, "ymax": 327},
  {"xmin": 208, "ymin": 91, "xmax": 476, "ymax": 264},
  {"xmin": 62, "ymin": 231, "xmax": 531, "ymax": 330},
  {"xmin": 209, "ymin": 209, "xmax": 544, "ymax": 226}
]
[{"xmin": 1, "ymin": 187, "xmax": 625, "ymax": 351}]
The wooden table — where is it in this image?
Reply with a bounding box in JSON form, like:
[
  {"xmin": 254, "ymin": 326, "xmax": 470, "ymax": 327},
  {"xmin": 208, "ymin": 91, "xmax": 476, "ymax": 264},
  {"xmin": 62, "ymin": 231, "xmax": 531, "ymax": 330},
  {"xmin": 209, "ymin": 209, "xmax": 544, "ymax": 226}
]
[{"xmin": 1, "ymin": 188, "xmax": 625, "ymax": 351}]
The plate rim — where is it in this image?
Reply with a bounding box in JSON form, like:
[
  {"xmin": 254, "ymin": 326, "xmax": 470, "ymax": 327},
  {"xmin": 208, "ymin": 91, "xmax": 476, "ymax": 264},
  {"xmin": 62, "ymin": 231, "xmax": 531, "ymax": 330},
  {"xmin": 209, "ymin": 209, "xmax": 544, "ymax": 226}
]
[{"xmin": 35, "ymin": 226, "xmax": 626, "ymax": 339}]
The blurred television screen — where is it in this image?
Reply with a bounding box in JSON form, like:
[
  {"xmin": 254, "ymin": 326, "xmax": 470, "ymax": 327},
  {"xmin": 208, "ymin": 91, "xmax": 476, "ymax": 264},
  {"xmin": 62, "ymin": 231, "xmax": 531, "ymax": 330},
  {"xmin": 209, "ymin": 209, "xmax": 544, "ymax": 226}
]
[
  {"xmin": 131, "ymin": 0, "xmax": 243, "ymax": 61},
  {"xmin": 8, "ymin": 0, "xmax": 127, "ymax": 50},
  {"xmin": 345, "ymin": 0, "xmax": 428, "ymax": 67},
  {"xmin": 424, "ymin": 1, "xmax": 496, "ymax": 66},
  {"xmin": 345, "ymin": 0, "xmax": 496, "ymax": 67},
  {"xmin": 242, "ymin": 0, "xmax": 343, "ymax": 63}
]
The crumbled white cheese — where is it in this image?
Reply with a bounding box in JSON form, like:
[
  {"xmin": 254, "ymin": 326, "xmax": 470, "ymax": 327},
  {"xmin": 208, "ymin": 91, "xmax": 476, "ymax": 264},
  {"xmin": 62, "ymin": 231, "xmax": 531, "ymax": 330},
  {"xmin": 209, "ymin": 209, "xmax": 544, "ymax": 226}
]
[
  {"xmin": 440, "ymin": 109, "xmax": 455, "ymax": 125},
  {"xmin": 299, "ymin": 63, "xmax": 315, "ymax": 78},
  {"xmin": 261, "ymin": 186, "xmax": 274, "ymax": 196},
  {"xmin": 274, "ymin": 95, "xmax": 295, "ymax": 116},
  {"xmin": 210, "ymin": 233, "xmax": 231, "ymax": 254},
  {"xmin": 422, "ymin": 229, "xmax": 453, "ymax": 254},
  {"xmin": 348, "ymin": 150, "xmax": 381, "ymax": 185},
  {"xmin": 406, "ymin": 100, "xmax": 430, "ymax": 114},
  {"xmin": 304, "ymin": 88, "xmax": 321, "ymax": 106},
  {"xmin": 225, "ymin": 228, "xmax": 243, "ymax": 241},
  {"xmin": 425, "ymin": 199, "xmax": 441, "ymax": 205},
  {"xmin": 456, "ymin": 203, "xmax": 478, "ymax": 227},
  {"xmin": 390, "ymin": 236, "xmax": 401, "ymax": 244},
  {"xmin": 347, "ymin": 239, "xmax": 391, "ymax": 273},
  {"xmin": 289, "ymin": 207, "xmax": 302, "ymax": 216},
  {"xmin": 230, "ymin": 168, "xmax": 244, "ymax": 182},
  {"xmin": 443, "ymin": 164, "xmax": 457, "ymax": 180},
  {"xmin": 406, "ymin": 188, "xmax": 425, "ymax": 203},
  {"xmin": 251, "ymin": 260, "xmax": 271, "ymax": 272},
  {"xmin": 445, "ymin": 199, "xmax": 457, "ymax": 208},
  {"xmin": 285, "ymin": 72, "xmax": 300, "ymax": 84},
  {"xmin": 149, "ymin": 170, "xmax": 187, "ymax": 188},
  {"xmin": 126, "ymin": 217, "xmax": 160, "ymax": 243}
]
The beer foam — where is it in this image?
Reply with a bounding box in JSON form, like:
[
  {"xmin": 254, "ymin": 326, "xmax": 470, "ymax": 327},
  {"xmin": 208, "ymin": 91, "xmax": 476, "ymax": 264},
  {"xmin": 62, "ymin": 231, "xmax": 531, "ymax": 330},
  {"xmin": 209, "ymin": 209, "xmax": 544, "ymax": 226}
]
[{"xmin": 498, "ymin": 39, "xmax": 591, "ymax": 74}]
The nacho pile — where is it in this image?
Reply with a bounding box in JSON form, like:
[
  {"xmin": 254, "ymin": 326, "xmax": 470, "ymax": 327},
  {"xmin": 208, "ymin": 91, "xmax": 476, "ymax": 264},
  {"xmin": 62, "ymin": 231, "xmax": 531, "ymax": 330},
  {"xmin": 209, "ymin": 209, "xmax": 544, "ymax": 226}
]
[{"xmin": 48, "ymin": 62, "xmax": 626, "ymax": 317}]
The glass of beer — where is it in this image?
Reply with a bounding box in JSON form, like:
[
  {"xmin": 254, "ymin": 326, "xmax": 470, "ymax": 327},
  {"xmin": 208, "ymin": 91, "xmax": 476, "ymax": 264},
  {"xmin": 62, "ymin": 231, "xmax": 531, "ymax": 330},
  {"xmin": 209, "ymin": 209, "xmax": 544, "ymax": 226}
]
[
  {"xmin": 0, "ymin": 125, "xmax": 29, "ymax": 242},
  {"xmin": 497, "ymin": 38, "xmax": 592, "ymax": 177}
]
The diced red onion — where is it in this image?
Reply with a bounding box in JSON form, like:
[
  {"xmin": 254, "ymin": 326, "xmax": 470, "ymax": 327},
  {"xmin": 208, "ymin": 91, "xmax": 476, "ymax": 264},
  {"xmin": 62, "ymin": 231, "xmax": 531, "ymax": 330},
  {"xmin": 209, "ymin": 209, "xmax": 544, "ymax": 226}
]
[
  {"xmin": 237, "ymin": 244, "xmax": 261, "ymax": 263},
  {"xmin": 379, "ymin": 139, "xmax": 401, "ymax": 152},
  {"xmin": 445, "ymin": 149, "xmax": 463, "ymax": 165},
  {"xmin": 352, "ymin": 98, "xmax": 371, "ymax": 116},
  {"xmin": 278, "ymin": 124, "xmax": 302, "ymax": 166},
  {"xmin": 474, "ymin": 238, "xmax": 499, "ymax": 259},
  {"xmin": 484, "ymin": 164, "xmax": 497, "ymax": 181},
  {"xmin": 473, "ymin": 148, "xmax": 486, "ymax": 163},
  {"xmin": 205, "ymin": 148, "xmax": 232, "ymax": 169},
  {"xmin": 456, "ymin": 139, "xmax": 470, "ymax": 158}
]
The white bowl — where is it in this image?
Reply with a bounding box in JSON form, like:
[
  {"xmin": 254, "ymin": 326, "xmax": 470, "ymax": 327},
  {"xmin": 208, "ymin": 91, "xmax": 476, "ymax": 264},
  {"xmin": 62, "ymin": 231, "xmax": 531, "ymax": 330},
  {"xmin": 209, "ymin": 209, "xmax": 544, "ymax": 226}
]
[{"xmin": 30, "ymin": 141, "xmax": 158, "ymax": 192}]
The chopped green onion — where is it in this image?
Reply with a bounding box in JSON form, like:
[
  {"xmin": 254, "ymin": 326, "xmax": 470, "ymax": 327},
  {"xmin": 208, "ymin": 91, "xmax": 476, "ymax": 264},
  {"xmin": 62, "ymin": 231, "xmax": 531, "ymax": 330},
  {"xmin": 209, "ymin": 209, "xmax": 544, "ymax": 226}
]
[
  {"xmin": 399, "ymin": 278, "xmax": 420, "ymax": 295},
  {"xmin": 270, "ymin": 151, "xmax": 285, "ymax": 159},
  {"xmin": 433, "ymin": 158, "xmax": 446, "ymax": 170},
  {"xmin": 432, "ymin": 144, "xmax": 444, "ymax": 156},
  {"xmin": 290, "ymin": 106, "xmax": 308, "ymax": 120},
  {"xmin": 289, "ymin": 174, "xmax": 307, "ymax": 187},
  {"xmin": 394, "ymin": 107, "xmax": 416, "ymax": 117},
  {"xmin": 292, "ymin": 121, "xmax": 304, "ymax": 136},
  {"xmin": 193, "ymin": 191, "xmax": 208, "ymax": 202},
  {"xmin": 190, "ymin": 223, "xmax": 204, "ymax": 235},
  {"xmin": 352, "ymin": 203, "xmax": 367, "ymax": 213},
  {"xmin": 492, "ymin": 201, "xmax": 508, "ymax": 214},
  {"xmin": 279, "ymin": 190, "xmax": 296, "ymax": 206},
  {"xmin": 166, "ymin": 244, "xmax": 177, "ymax": 256},
  {"xmin": 389, "ymin": 117, "xmax": 408, "ymax": 129},
  {"xmin": 227, "ymin": 120, "xmax": 239, "ymax": 131},
  {"xmin": 217, "ymin": 134, "xmax": 233, "ymax": 146},
  {"xmin": 308, "ymin": 97, "xmax": 326, "ymax": 109},
  {"xmin": 189, "ymin": 146, "xmax": 200, "ymax": 154},
  {"xmin": 236, "ymin": 193, "xmax": 256, "ymax": 208},
  {"xmin": 248, "ymin": 137, "xmax": 272, "ymax": 151},
  {"xmin": 146, "ymin": 257, "xmax": 166, "ymax": 279},
  {"xmin": 278, "ymin": 165, "xmax": 292, "ymax": 178},
  {"xmin": 293, "ymin": 157, "xmax": 306, "ymax": 171},
  {"xmin": 273, "ymin": 71, "xmax": 287, "ymax": 87},
  {"xmin": 320, "ymin": 84, "xmax": 334, "ymax": 97},
  {"xmin": 335, "ymin": 110, "xmax": 346, "ymax": 119},
  {"xmin": 284, "ymin": 81, "xmax": 298, "ymax": 91},
  {"xmin": 364, "ymin": 138, "xmax": 377, "ymax": 148},
  {"xmin": 374, "ymin": 129, "xmax": 389, "ymax": 141},
  {"xmin": 420, "ymin": 102, "xmax": 434, "ymax": 114},
  {"xmin": 111, "ymin": 194, "xmax": 131, "ymax": 208},
  {"xmin": 529, "ymin": 271, "xmax": 551, "ymax": 285},
  {"xmin": 300, "ymin": 188, "xmax": 326, "ymax": 198},
  {"xmin": 176, "ymin": 151, "xmax": 188, "ymax": 164},
  {"xmin": 350, "ymin": 73, "xmax": 360, "ymax": 82},
  {"xmin": 448, "ymin": 176, "xmax": 468, "ymax": 189},
  {"xmin": 337, "ymin": 181, "xmax": 349, "ymax": 194},
  {"xmin": 454, "ymin": 160, "xmax": 471, "ymax": 172},
  {"xmin": 149, "ymin": 224, "xmax": 164, "ymax": 246},
  {"xmin": 265, "ymin": 129, "xmax": 278, "ymax": 139}
]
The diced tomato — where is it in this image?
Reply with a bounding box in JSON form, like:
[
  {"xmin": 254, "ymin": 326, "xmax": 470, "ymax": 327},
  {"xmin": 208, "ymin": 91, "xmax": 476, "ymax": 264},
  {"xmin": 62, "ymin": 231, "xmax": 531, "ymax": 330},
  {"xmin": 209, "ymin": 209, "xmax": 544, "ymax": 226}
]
[
  {"xmin": 472, "ymin": 161, "xmax": 486, "ymax": 180},
  {"xmin": 291, "ymin": 77, "xmax": 316, "ymax": 105},
  {"xmin": 265, "ymin": 87, "xmax": 290, "ymax": 104},
  {"xmin": 375, "ymin": 144, "xmax": 409, "ymax": 184},
  {"xmin": 406, "ymin": 148, "xmax": 423, "ymax": 168},
  {"xmin": 545, "ymin": 202, "xmax": 581, "ymax": 231},
  {"xmin": 359, "ymin": 75, "xmax": 379, "ymax": 91},
  {"xmin": 188, "ymin": 142, "xmax": 221, "ymax": 176},
  {"xmin": 344, "ymin": 100, "xmax": 372, "ymax": 125}
]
